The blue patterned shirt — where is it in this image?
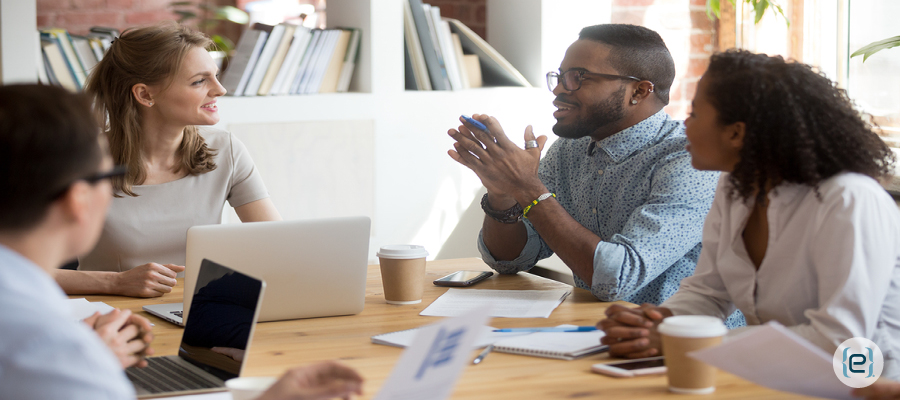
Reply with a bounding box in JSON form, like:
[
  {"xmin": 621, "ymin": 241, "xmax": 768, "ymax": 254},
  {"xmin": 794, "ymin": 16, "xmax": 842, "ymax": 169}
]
[{"xmin": 478, "ymin": 110, "xmax": 719, "ymax": 306}]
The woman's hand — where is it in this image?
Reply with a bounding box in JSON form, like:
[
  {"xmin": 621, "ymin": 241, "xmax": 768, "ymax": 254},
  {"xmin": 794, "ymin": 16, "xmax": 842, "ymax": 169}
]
[
  {"xmin": 598, "ymin": 303, "xmax": 672, "ymax": 359},
  {"xmin": 257, "ymin": 361, "xmax": 363, "ymax": 400},
  {"xmin": 83, "ymin": 309, "xmax": 154, "ymax": 368},
  {"xmin": 113, "ymin": 263, "xmax": 185, "ymax": 297}
]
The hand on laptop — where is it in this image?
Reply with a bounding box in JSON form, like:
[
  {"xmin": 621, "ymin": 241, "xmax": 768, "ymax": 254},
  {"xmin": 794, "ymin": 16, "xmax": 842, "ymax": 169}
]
[
  {"xmin": 598, "ymin": 303, "xmax": 672, "ymax": 359},
  {"xmin": 853, "ymin": 380, "xmax": 900, "ymax": 399},
  {"xmin": 258, "ymin": 361, "xmax": 363, "ymax": 400},
  {"xmin": 114, "ymin": 263, "xmax": 185, "ymax": 297},
  {"xmin": 84, "ymin": 308, "xmax": 154, "ymax": 368}
]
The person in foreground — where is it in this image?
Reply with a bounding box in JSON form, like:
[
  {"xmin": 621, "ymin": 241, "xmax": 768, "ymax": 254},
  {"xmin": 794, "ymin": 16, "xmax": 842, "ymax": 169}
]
[
  {"xmin": 55, "ymin": 22, "xmax": 281, "ymax": 298},
  {"xmin": 448, "ymin": 24, "xmax": 732, "ymax": 316},
  {"xmin": 598, "ymin": 50, "xmax": 900, "ymax": 381},
  {"xmin": 0, "ymin": 84, "xmax": 362, "ymax": 399}
]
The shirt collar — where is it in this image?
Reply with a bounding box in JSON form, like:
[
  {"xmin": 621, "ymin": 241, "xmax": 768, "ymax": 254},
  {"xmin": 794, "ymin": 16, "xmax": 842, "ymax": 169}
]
[{"xmin": 589, "ymin": 110, "xmax": 671, "ymax": 162}]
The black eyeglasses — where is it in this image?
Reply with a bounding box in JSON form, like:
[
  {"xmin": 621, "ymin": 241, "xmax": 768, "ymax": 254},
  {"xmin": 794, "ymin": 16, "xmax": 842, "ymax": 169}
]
[
  {"xmin": 546, "ymin": 69, "xmax": 650, "ymax": 92},
  {"xmin": 49, "ymin": 165, "xmax": 128, "ymax": 199}
]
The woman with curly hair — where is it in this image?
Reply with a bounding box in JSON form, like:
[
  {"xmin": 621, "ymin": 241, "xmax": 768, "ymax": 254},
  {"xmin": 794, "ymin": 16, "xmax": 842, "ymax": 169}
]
[
  {"xmin": 55, "ymin": 22, "xmax": 281, "ymax": 298},
  {"xmin": 598, "ymin": 49, "xmax": 900, "ymax": 380}
]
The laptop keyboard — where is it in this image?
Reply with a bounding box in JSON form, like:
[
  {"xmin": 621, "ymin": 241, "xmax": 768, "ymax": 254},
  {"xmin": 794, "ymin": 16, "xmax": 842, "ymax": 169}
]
[
  {"xmin": 126, "ymin": 357, "xmax": 221, "ymax": 394},
  {"xmin": 172, "ymin": 310, "xmax": 183, "ymax": 318}
]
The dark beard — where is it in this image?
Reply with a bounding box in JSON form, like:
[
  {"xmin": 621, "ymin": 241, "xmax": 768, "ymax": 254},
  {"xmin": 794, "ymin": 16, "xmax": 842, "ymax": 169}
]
[{"xmin": 552, "ymin": 84, "xmax": 627, "ymax": 139}]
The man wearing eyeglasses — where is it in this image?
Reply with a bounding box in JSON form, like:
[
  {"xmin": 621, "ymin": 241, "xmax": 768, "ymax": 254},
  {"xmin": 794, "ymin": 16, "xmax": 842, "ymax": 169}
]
[{"xmin": 449, "ymin": 24, "xmax": 737, "ymax": 325}]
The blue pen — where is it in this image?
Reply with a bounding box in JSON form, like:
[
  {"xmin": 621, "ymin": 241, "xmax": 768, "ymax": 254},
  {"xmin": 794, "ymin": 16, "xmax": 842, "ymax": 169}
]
[
  {"xmin": 461, "ymin": 115, "xmax": 489, "ymax": 132},
  {"xmin": 492, "ymin": 326, "xmax": 598, "ymax": 333}
]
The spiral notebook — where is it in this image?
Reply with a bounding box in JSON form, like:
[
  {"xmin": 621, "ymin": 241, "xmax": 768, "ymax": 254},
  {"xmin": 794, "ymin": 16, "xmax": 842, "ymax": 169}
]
[
  {"xmin": 372, "ymin": 324, "xmax": 607, "ymax": 360},
  {"xmin": 490, "ymin": 329, "xmax": 608, "ymax": 360}
]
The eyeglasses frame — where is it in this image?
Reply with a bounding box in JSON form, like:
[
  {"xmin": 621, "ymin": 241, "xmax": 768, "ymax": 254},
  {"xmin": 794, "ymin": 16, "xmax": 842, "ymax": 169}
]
[
  {"xmin": 49, "ymin": 165, "xmax": 128, "ymax": 200},
  {"xmin": 546, "ymin": 69, "xmax": 653, "ymax": 93}
]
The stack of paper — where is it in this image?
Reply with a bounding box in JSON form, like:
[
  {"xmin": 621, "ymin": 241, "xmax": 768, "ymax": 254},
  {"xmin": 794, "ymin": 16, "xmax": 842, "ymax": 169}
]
[{"xmin": 420, "ymin": 288, "xmax": 571, "ymax": 318}]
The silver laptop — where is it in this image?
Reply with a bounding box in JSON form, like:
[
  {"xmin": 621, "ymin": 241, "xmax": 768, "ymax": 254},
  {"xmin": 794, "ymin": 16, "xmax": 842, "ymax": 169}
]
[
  {"xmin": 144, "ymin": 216, "xmax": 370, "ymax": 325},
  {"xmin": 127, "ymin": 258, "xmax": 266, "ymax": 398}
]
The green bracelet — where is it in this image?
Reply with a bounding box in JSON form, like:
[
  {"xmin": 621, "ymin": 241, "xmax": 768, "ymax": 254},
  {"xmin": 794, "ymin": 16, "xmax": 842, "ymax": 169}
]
[{"xmin": 522, "ymin": 193, "xmax": 556, "ymax": 218}]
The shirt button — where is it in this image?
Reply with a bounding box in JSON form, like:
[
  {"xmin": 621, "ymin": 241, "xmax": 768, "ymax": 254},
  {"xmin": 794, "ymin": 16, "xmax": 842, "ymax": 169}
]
[
  {"xmin": 593, "ymin": 208, "xmax": 598, "ymax": 214},
  {"xmin": 597, "ymin": 169, "xmax": 604, "ymax": 175}
]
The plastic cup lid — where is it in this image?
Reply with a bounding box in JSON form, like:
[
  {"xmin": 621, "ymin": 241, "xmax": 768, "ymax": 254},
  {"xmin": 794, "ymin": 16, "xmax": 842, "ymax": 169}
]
[
  {"xmin": 376, "ymin": 244, "xmax": 429, "ymax": 259},
  {"xmin": 658, "ymin": 315, "xmax": 727, "ymax": 338}
]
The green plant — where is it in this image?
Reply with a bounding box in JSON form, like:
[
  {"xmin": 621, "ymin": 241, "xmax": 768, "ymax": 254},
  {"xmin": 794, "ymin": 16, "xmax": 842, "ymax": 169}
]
[
  {"xmin": 169, "ymin": 1, "xmax": 249, "ymax": 53},
  {"xmin": 851, "ymin": 36, "xmax": 900, "ymax": 62},
  {"xmin": 706, "ymin": 0, "xmax": 789, "ymax": 26}
]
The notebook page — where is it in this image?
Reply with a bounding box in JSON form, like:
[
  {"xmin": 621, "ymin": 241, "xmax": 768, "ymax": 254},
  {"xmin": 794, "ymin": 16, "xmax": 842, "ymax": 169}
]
[{"xmin": 420, "ymin": 288, "xmax": 571, "ymax": 318}]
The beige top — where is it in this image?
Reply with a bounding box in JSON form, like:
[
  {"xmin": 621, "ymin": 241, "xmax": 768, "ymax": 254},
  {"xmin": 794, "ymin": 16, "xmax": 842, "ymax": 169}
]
[{"xmin": 79, "ymin": 127, "xmax": 269, "ymax": 272}]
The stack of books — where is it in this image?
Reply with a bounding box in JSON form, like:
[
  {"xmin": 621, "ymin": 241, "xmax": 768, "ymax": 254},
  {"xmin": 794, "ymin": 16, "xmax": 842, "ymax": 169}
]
[
  {"xmin": 403, "ymin": 0, "xmax": 531, "ymax": 91},
  {"xmin": 38, "ymin": 27, "xmax": 117, "ymax": 92},
  {"xmin": 220, "ymin": 23, "xmax": 362, "ymax": 96}
]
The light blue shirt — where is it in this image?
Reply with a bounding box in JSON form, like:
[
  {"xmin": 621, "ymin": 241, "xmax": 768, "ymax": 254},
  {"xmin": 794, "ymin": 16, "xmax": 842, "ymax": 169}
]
[
  {"xmin": 0, "ymin": 244, "xmax": 134, "ymax": 399},
  {"xmin": 479, "ymin": 110, "xmax": 719, "ymax": 306}
]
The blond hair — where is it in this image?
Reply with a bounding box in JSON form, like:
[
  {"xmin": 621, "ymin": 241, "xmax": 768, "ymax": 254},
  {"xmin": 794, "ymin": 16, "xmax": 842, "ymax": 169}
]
[{"xmin": 85, "ymin": 22, "xmax": 217, "ymax": 197}]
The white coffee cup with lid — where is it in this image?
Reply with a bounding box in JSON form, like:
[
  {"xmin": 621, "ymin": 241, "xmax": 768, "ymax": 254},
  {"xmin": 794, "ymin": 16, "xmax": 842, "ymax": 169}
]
[
  {"xmin": 376, "ymin": 245, "xmax": 428, "ymax": 304},
  {"xmin": 658, "ymin": 315, "xmax": 727, "ymax": 394}
]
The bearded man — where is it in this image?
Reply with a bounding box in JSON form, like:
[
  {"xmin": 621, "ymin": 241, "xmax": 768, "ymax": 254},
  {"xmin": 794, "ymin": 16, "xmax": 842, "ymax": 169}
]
[{"xmin": 448, "ymin": 24, "xmax": 740, "ymax": 327}]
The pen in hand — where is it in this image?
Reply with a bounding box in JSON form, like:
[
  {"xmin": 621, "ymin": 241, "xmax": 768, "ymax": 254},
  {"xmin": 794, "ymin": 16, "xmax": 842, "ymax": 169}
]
[{"xmin": 472, "ymin": 344, "xmax": 494, "ymax": 365}]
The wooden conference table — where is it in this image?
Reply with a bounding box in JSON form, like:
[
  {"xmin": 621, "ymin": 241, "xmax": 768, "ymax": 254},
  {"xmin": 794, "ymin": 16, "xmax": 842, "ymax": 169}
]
[{"xmin": 79, "ymin": 258, "xmax": 814, "ymax": 399}]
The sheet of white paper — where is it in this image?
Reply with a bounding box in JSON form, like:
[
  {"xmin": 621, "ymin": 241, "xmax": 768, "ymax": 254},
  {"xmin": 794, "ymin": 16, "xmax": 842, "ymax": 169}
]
[
  {"xmin": 689, "ymin": 321, "xmax": 854, "ymax": 400},
  {"xmin": 374, "ymin": 306, "xmax": 492, "ymax": 400},
  {"xmin": 67, "ymin": 298, "xmax": 116, "ymax": 321},
  {"xmin": 419, "ymin": 289, "xmax": 570, "ymax": 318},
  {"xmin": 372, "ymin": 325, "xmax": 529, "ymax": 349}
]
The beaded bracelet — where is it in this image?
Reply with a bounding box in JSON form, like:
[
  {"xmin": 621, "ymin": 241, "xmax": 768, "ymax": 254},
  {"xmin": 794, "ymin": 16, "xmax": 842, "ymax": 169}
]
[
  {"xmin": 522, "ymin": 193, "xmax": 556, "ymax": 219},
  {"xmin": 480, "ymin": 193, "xmax": 523, "ymax": 224}
]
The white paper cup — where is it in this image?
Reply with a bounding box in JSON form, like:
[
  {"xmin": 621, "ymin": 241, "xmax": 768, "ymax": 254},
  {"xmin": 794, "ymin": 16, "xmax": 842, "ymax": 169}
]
[
  {"xmin": 225, "ymin": 376, "xmax": 278, "ymax": 400},
  {"xmin": 377, "ymin": 245, "xmax": 428, "ymax": 304},
  {"xmin": 658, "ymin": 316, "xmax": 727, "ymax": 394}
]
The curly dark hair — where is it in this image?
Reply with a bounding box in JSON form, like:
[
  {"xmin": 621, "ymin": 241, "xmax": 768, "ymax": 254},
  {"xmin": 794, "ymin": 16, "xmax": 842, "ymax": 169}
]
[{"xmin": 702, "ymin": 49, "xmax": 895, "ymax": 202}]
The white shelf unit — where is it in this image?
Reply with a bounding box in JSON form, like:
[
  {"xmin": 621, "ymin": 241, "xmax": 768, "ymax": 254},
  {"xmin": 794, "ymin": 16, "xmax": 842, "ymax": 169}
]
[{"xmin": 1, "ymin": 0, "xmax": 610, "ymax": 262}]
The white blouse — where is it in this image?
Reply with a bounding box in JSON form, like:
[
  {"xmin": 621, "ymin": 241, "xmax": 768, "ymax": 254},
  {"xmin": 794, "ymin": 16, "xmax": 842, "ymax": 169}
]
[{"xmin": 662, "ymin": 173, "xmax": 900, "ymax": 380}]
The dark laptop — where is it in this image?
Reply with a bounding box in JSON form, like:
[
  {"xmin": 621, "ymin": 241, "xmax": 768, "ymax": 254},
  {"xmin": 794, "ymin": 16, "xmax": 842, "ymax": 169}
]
[{"xmin": 126, "ymin": 259, "xmax": 266, "ymax": 398}]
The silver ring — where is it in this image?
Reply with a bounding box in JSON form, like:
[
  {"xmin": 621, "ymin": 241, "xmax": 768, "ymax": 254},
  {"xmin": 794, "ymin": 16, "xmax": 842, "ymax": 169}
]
[{"xmin": 525, "ymin": 140, "xmax": 538, "ymax": 149}]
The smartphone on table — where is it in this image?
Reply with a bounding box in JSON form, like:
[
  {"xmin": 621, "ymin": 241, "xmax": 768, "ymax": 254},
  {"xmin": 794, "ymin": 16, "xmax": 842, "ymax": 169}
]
[
  {"xmin": 591, "ymin": 356, "xmax": 666, "ymax": 377},
  {"xmin": 433, "ymin": 270, "xmax": 494, "ymax": 287}
]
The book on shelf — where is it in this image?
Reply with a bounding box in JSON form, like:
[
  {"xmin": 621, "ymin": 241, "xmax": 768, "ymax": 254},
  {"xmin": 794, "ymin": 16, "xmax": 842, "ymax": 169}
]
[
  {"xmin": 40, "ymin": 39, "xmax": 78, "ymax": 91},
  {"xmin": 221, "ymin": 24, "xmax": 361, "ymax": 96},
  {"xmin": 299, "ymin": 29, "xmax": 339, "ymax": 94},
  {"xmin": 270, "ymin": 26, "xmax": 313, "ymax": 95},
  {"xmin": 402, "ymin": 0, "xmax": 431, "ymax": 90},
  {"xmin": 70, "ymin": 35, "xmax": 99, "ymax": 77},
  {"xmin": 242, "ymin": 23, "xmax": 282, "ymax": 96},
  {"xmin": 257, "ymin": 23, "xmax": 297, "ymax": 96},
  {"xmin": 335, "ymin": 28, "xmax": 362, "ymax": 93},
  {"xmin": 407, "ymin": 0, "xmax": 448, "ymax": 90},
  {"xmin": 288, "ymin": 29, "xmax": 324, "ymax": 94},
  {"xmin": 40, "ymin": 29, "xmax": 86, "ymax": 90},
  {"xmin": 221, "ymin": 26, "xmax": 269, "ymax": 96},
  {"xmin": 445, "ymin": 18, "xmax": 531, "ymax": 88},
  {"xmin": 402, "ymin": 1, "xmax": 530, "ymax": 90},
  {"xmin": 450, "ymin": 33, "xmax": 471, "ymax": 89},
  {"xmin": 318, "ymin": 29, "xmax": 352, "ymax": 93}
]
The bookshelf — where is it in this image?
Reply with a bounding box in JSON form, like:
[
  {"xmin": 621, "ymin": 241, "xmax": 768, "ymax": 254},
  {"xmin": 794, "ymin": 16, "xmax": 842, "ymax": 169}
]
[{"xmin": 1, "ymin": 0, "xmax": 608, "ymax": 262}]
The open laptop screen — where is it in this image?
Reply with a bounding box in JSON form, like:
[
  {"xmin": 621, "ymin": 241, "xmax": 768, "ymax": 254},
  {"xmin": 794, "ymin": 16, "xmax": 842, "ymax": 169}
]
[{"xmin": 178, "ymin": 259, "xmax": 263, "ymax": 380}]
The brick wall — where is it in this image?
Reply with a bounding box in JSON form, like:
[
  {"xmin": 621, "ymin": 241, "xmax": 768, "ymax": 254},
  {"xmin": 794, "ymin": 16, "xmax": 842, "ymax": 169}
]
[
  {"xmin": 611, "ymin": 0, "xmax": 716, "ymax": 118},
  {"xmin": 36, "ymin": 0, "xmax": 179, "ymax": 35}
]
